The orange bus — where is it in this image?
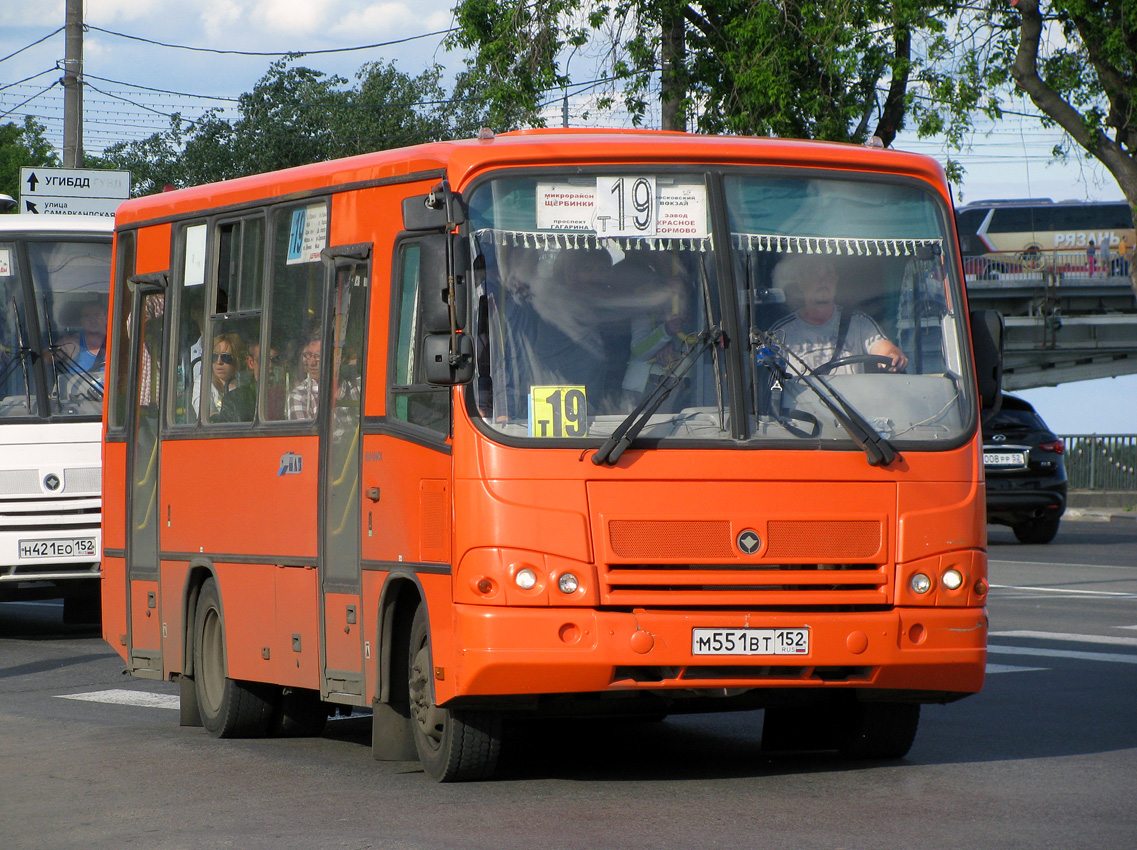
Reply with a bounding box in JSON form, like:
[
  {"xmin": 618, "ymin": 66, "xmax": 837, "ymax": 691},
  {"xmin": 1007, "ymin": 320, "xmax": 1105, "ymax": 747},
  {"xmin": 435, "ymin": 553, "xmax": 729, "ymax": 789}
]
[{"xmin": 102, "ymin": 130, "xmax": 1001, "ymax": 781}]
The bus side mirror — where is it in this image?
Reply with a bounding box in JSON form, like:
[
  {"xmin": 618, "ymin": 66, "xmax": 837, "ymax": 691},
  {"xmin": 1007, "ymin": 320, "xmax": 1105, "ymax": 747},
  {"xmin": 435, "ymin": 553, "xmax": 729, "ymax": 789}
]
[
  {"xmin": 402, "ymin": 182, "xmax": 466, "ymax": 232},
  {"xmin": 970, "ymin": 309, "xmax": 1004, "ymax": 409},
  {"xmin": 419, "ymin": 233, "xmax": 469, "ymax": 334},
  {"xmin": 423, "ymin": 333, "xmax": 474, "ymax": 385}
]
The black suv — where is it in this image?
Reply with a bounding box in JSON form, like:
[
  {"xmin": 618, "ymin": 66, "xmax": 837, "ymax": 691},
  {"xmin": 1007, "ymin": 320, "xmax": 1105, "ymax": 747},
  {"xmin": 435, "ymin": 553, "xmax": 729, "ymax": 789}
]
[{"xmin": 982, "ymin": 394, "xmax": 1068, "ymax": 543}]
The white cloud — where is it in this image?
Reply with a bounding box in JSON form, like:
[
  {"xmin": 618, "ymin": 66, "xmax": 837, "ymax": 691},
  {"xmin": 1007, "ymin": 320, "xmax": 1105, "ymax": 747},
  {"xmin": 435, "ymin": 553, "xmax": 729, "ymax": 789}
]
[{"xmin": 88, "ymin": 0, "xmax": 167, "ymax": 23}]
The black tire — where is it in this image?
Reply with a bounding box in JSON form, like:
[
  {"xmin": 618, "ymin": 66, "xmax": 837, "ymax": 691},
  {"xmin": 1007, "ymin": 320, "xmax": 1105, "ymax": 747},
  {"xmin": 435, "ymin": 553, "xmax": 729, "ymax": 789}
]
[
  {"xmin": 838, "ymin": 702, "xmax": 920, "ymax": 759},
  {"xmin": 192, "ymin": 578, "xmax": 275, "ymax": 738},
  {"xmin": 62, "ymin": 591, "xmax": 101, "ymax": 625},
  {"xmin": 1012, "ymin": 515, "xmax": 1060, "ymax": 544},
  {"xmin": 408, "ymin": 605, "xmax": 501, "ymax": 781},
  {"xmin": 272, "ymin": 688, "xmax": 328, "ymax": 737}
]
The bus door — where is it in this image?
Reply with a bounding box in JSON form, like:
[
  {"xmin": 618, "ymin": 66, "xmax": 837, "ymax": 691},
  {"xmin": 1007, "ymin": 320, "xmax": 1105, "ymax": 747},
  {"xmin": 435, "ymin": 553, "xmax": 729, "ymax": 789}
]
[
  {"xmin": 124, "ymin": 274, "xmax": 168, "ymax": 678},
  {"xmin": 317, "ymin": 245, "xmax": 371, "ymax": 703}
]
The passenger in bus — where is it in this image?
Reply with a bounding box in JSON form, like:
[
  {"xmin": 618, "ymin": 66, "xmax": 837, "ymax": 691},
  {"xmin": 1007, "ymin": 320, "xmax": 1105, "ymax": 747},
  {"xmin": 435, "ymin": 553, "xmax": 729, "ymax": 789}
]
[
  {"xmin": 216, "ymin": 337, "xmax": 282, "ymax": 423},
  {"xmin": 55, "ymin": 298, "xmax": 108, "ymax": 377},
  {"xmin": 288, "ymin": 335, "xmax": 321, "ymax": 420},
  {"xmin": 770, "ymin": 253, "xmax": 907, "ymax": 375},
  {"xmin": 206, "ymin": 333, "xmax": 246, "ymax": 420},
  {"xmin": 621, "ymin": 274, "xmax": 695, "ymax": 395}
]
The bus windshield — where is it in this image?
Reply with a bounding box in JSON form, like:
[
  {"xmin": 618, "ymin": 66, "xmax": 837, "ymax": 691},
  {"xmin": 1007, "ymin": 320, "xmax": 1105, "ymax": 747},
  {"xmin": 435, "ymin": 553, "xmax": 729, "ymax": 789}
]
[
  {"xmin": 0, "ymin": 235, "xmax": 111, "ymax": 419},
  {"xmin": 468, "ymin": 170, "xmax": 971, "ymax": 449}
]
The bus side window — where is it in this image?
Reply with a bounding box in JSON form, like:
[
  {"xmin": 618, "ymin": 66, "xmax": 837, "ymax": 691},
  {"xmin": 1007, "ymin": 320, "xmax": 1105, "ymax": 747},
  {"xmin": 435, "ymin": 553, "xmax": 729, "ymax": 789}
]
[
  {"xmin": 264, "ymin": 203, "xmax": 327, "ymax": 422},
  {"xmin": 390, "ymin": 241, "xmax": 449, "ymax": 435}
]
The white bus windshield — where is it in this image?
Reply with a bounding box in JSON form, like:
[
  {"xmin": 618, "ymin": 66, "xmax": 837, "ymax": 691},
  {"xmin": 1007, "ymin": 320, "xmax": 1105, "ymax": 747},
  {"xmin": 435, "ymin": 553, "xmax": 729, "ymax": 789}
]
[{"xmin": 0, "ymin": 233, "xmax": 111, "ymax": 419}]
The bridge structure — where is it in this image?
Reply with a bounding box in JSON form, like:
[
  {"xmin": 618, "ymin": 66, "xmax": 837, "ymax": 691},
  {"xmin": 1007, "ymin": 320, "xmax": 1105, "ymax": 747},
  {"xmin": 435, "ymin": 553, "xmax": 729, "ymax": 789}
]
[{"xmin": 962, "ymin": 249, "xmax": 1137, "ymax": 390}]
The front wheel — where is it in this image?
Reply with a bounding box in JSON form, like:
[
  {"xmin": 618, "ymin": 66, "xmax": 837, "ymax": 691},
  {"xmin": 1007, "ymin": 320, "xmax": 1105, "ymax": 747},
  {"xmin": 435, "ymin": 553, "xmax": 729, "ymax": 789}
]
[
  {"xmin": 192, "ymin": 577, "xmax": 275, "ymax": 738},
  {"xmin": 408, "ymin": 605, "xmax": 501, "ymax": 781},
  {"xmin": 838, "ymin": 702, "xmax": 920, "ymax": 759}
]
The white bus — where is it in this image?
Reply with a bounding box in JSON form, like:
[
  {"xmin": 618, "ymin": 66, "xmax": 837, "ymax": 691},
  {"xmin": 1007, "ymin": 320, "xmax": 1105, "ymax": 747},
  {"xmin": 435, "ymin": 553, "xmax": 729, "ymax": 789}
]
[{"xmin": 0, "ymin": 215, "xmax": 111, "ymax": 622}]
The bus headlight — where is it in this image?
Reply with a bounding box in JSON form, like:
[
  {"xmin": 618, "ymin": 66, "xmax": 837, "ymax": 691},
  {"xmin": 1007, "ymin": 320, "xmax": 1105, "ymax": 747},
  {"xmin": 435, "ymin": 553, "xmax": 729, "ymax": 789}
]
[
  {"xmin": 909, "ymin": 573, "xmax": 933, "ymax": 595},
  {"xmin": 942, "ymin": 569, "xmax": 964, "ymax": 590},
  {"xmin": 515, "ymin": 568, "xmax": 538, "ymax": 590},
  {"xmin": 557, "ymin": 573, "xmax": 579, "ymax": 594}
]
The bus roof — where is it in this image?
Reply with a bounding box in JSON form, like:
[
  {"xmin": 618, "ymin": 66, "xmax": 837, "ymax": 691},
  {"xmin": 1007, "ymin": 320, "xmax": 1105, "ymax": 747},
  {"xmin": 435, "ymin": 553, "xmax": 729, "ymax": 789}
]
[
  {"xmin": 0, "ymin": 214, "xmax": 114, "ymax": 236},
  {"xmin": 114, "ymin": 129, "xmax": 954, "ymax": 228}
]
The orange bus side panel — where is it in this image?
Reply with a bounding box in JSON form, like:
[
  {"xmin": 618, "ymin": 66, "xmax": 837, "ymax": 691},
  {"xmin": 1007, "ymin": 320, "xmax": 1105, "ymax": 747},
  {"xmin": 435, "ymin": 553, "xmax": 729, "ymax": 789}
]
[
  {"xmin": 159, "ymin": 560, "xmax": 191, "ymax": 676},
  {"xmin": 160, "ymin": 436, "xmax": 318, "ymax": 559},
  {"xmin": 360, "ymin": 435, "xmax": 452, "ymax": 565},
  {"xmin": 211, "ymin": 563, "xmax": 277, "ymax": 683},
  {"xmin": 100, "ymin": 555, "xmax": 128, "ymax": 662},
  {"xmin": 135, "ymin": 223, "xmax": 172, "ymax": 274},
  {"xmin": 129, "ymin": 579, "xmax": 161, "ymax": 656},
  {"xmin": 323, "ymin": 591, "xmax": 364, "ymax": 681},
  {"xmin": 102, "ymin": 441, "xmax": 127, "ymax": 551},
  {"xmin": 273, "ymin": 565, "xmax": 320, "ymax": 689}
]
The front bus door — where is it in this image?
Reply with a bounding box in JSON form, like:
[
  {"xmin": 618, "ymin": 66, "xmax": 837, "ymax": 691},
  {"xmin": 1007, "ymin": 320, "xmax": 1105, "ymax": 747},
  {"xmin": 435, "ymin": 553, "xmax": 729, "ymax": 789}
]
[
  {"xmin": 318, "ymin": 245, "xmax": 371, "ymax": 703},
  {"xmin": 124, "ymin": 276, "xmax": 168, "ymax": 678}
]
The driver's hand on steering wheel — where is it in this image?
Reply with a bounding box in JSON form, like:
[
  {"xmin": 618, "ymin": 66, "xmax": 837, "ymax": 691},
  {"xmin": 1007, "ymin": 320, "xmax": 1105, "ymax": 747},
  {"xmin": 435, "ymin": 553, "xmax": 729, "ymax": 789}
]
[{"xmin": 871, "ymin": 340, "xmax": 908, "ymax": 372}]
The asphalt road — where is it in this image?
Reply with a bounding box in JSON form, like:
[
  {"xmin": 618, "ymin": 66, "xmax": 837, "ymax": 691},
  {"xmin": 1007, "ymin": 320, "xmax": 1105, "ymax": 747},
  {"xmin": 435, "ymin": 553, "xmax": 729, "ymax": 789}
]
[{"xmin": 1, "ymin": 518, "xmax": 1135, "ymax": 850}]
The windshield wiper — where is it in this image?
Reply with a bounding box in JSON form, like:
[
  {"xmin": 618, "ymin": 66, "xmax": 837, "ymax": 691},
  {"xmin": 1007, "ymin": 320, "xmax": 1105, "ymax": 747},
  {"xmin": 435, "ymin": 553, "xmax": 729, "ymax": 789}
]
[
  {"xmin": 754, "ymin": 330, "xmax": 898, "ymax": 467},
  {"xmin": 592, "ymin": 326, "xmax": 723, "ymax": 466}
]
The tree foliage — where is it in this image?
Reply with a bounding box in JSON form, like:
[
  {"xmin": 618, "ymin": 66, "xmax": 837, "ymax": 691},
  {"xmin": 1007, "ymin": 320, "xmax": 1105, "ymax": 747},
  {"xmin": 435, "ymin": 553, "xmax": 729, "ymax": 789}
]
[
  {"xmin": 0, "ymin": 116, "xmax": 59, "ymax": 202},
  {"xmin": 93, "ymin": 58, "xmax": 463, "ymax": 196}
]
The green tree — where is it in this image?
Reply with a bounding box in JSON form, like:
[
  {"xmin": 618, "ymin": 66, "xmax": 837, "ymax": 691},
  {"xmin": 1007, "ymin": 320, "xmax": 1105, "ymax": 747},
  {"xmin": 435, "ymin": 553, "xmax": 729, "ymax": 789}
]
[
  {"xmin": 0, "ymin": 116, "xmax": 59, "ymax": 204},
  {"xmin": 448, "ymin": 0, "xmax": 954, "ymax": 142}
]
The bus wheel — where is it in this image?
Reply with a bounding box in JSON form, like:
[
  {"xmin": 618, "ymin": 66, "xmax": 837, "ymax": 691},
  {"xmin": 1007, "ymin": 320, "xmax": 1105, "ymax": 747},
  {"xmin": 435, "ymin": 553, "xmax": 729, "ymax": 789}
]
[
  {"xmin": 192, "ymin": 578, "xmax": 274, "ymax": 738},
  {"xmin": 407, "ymin": 605, "xmax": 501, "ymax": 781},
  {"xmin": 272, "ymin": 688, "xmax": 328, "ymax": 737},
  {"xmin": 837, "ymin": 702, "xmax": 920, "ymax": 759}
]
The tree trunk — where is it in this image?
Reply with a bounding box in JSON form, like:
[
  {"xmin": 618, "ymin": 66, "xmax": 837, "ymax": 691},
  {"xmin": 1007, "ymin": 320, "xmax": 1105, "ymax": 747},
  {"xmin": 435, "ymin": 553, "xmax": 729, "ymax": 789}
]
[{"xmin": 661, "ymin": 14, "xmax": 686, "ymax": 132}]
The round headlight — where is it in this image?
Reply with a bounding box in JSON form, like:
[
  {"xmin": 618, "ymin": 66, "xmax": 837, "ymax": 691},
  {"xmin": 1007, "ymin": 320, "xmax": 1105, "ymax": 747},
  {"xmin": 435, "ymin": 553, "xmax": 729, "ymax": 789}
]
[
  {"xmin": 910, "ymin": 573, "xmax": 933, "ymax": 594},
  {"xmin": 558, "ymin": 573, "xmax": 579, "ymax": 594},
  {"xmin": 942, "ymin": 569, "xmax": 964, "ymax": 590},
  {"xmin": 515, "ymin": 568, "xmax": 538, "ymax": 590}
]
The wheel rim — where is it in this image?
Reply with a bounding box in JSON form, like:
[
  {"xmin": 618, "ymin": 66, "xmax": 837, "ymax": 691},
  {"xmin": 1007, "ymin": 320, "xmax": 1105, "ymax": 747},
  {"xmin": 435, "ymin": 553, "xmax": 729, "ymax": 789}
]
[
  {"xmin": 409, "ymin": 641, "xmax": 446, "ymax": 752},
  {"xmin": 198, "ymin": 605, "xmax": 226, "ymax": 713}
]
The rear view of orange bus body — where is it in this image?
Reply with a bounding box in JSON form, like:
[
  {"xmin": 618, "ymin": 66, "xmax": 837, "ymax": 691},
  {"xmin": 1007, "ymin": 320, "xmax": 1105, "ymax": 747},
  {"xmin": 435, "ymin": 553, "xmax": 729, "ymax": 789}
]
[{"xmin": 102, "ymin": 130, "xmax": 999, "ymax": 781}]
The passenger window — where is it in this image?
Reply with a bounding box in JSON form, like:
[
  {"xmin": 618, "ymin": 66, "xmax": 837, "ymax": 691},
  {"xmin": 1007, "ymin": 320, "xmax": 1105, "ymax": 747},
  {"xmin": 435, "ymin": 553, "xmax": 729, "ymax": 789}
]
[
  {"xmin": 390, "ymin": 242, "xmax": 448, "ymax": 434},
  {"xmin": 172, "ymin": 223, "xmax": 207, "ymax": 425},
  {"xmin": 265, "ymin": 202, "xmax": 328, "ymax": 422}
]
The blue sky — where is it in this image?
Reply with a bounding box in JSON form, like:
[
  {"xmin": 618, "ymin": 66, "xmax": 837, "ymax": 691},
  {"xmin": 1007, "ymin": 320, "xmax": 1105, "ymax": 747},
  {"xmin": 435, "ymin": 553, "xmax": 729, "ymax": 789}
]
[{"xmin": 2, "ymin": 2, "xmax": 1133, "ymax": 436}]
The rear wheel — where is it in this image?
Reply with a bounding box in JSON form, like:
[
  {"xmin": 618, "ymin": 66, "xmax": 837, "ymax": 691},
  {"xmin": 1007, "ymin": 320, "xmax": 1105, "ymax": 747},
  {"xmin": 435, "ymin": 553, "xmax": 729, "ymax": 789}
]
[
  {"xmin": 1012, "ymin": 515, "xmax": 1060, "ymax": 544},
  {"xmin": 408, "ymin": 605, "xmax": 501, "ymax": 781},
  {"xmin": 192, "ymin": 578, "xmax": 275, "ymax": 738}
]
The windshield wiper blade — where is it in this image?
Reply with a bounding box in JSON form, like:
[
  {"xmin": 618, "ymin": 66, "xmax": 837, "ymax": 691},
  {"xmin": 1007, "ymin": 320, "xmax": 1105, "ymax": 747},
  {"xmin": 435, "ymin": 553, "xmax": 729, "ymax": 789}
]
[
  {"xmin": 593, "ymin": 326, "xmax": 722, "ymax": 466},
  {"xmin": 756, "ymin": 332, "xmax": 898, "ymax": 467}
]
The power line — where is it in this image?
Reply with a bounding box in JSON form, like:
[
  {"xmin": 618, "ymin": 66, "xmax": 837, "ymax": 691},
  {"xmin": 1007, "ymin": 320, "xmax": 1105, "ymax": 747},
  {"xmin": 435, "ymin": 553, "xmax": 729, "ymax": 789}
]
[
  {"xmin": 0, "ymin": 27, "xmax": 63, "ymax": 65},
  {"xmin": 86, "ymin": 24, "xmax": 455, "ymax": 57}
]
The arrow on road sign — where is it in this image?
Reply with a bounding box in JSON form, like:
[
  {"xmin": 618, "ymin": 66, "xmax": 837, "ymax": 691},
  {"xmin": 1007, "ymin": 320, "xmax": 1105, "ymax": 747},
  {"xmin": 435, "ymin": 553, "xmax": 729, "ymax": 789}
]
[
  {"xmin": 26, "ymin": 172, "xmax": 38, "ymax": 192},
  {"xmin": 24, "ymin": 201, "xmax": 39, "ymax": 213}
]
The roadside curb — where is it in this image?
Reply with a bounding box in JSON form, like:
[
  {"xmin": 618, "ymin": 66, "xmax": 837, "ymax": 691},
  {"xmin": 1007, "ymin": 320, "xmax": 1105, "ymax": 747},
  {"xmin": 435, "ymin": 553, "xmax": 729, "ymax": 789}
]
[{"xmin": 1064, "ymin": 507, "xmax": 1137, "ymax": 524}]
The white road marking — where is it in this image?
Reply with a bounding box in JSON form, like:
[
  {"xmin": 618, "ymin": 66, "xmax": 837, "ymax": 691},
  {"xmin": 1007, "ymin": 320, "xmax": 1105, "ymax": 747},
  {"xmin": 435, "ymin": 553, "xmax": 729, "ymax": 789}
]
[
  {"xmin": 986, "ymin": 663, "xmax": 1047, "ymax": 674},
  {"xmin": 989, "ymin": 584, "xmax": 1137, "ymax": 599},
  {"xmin": 987, "ymin": 645, "xmax": 1137, "ymax": 665},
  {"xmin": 56, "ymin": 689, "xmax": 179, "ymax": 710},
  {"xmin": 990, "ymin": 630, "xmax": 1137, "ymax": 647}
]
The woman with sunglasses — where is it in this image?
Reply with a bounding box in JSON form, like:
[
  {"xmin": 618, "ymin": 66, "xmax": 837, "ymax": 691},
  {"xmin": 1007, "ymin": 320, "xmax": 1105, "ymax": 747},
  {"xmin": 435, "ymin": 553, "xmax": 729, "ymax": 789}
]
[{"xmin": 207, "ymin": 333, "xmax": 246, "ymax": 419}]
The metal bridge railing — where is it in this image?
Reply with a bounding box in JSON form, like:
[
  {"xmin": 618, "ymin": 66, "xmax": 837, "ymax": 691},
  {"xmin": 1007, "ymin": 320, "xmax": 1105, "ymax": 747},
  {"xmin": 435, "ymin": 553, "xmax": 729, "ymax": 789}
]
[
  {"xmin": 1061, "ymin": 435, "xmax": 1137, "ymax": 490},
  {"xmin": 964, "ymin": 249, "xmax": 1132, "ymax": 281}
]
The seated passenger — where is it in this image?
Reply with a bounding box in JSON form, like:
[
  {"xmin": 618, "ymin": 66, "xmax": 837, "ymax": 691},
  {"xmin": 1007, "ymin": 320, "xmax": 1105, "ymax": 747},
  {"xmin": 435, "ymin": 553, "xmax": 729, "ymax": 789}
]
[
  {"xmin": 770, "ymin": 254, "xmax": 907, "ymax": 374},
  {"xmin": 288, "ymin": 335, "xmax": 321, "ymax": 420},
  {"xmin": 205, "ymin": 333, "xmax": 245, "ymax": 420},
  {"xmin": 216, "ymin": 337, "xmax": 281, "ymax": 423}
]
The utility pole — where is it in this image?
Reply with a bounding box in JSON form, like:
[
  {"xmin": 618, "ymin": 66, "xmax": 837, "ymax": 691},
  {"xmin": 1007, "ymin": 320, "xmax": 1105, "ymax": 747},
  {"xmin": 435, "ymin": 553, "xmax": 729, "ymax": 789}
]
[{"xmin": 62, "ymin": 0, "xmax": 84, "ymax": 167}]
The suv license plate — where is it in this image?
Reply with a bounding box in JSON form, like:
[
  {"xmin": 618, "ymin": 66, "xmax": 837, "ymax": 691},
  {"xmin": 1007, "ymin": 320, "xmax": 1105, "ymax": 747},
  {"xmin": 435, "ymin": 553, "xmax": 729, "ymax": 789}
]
[
  {"xmin": 18, "ymin": 537, "xmax": 97, "ymax": 560},
  {"xmin": 984, "ymin": 451, "xmax": 1026, "ymax": 467},
  {"xmin": 692, "ymin": 628, "xmax": 809, "ymax": 656}
]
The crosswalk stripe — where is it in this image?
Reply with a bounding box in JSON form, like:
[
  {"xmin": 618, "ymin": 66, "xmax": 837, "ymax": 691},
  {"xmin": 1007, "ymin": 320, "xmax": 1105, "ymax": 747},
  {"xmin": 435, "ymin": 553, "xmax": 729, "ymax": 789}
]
[
  {"xmin": 988, "ymin": 645, "xmax": 1137, "ymax": 665},
  {"xmin": 56, "ymin": 689, "xmax": 179, "ymax": 709},
  {"xmin": 989, "ymin": 630, "xmax": 1137, "ymax": 647},
  {"xmin": 986, "ymin": 663, "xmax": 1047, "ymax": 674}
]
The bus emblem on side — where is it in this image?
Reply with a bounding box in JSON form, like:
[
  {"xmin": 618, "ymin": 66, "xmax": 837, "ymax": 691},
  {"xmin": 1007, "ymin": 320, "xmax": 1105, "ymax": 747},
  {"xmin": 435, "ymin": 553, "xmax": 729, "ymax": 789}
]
[{"xmin": 278, "ymin": 452, "xmax": 303, "ymax": 476}]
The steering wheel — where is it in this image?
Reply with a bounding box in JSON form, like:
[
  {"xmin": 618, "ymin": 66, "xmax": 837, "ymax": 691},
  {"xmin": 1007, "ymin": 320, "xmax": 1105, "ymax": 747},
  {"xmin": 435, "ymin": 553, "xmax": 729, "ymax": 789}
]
[{"xmin": 813, "ymin": 354, "xmax": 903, "ymax": 375}]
